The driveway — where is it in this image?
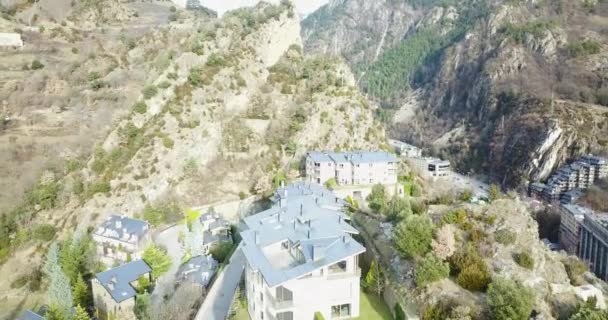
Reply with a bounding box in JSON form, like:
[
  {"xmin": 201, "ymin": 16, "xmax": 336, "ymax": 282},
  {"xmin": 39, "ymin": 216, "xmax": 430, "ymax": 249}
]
[
  {"xmin": 194, "ymin": 245, "xmax": 246, "ymax": 320},
  {"xmin": 152, "ymin": 224, "xmax": 186, "ymax": 303}
]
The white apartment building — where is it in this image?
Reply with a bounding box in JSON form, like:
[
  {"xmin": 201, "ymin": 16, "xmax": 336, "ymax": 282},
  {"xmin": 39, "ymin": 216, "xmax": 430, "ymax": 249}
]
[
  {"xmin": 407, "ymin": 157, "xmax": 451, "ymax": 180},
  {"xmin": 388, "ymin": 139, "xmax": 422, "ymax": 158},
  {"xmin": 305, "ymin": 151, "xmax": 398, "ymax": 186},
  {"xmin": 92, "ymin": 215, "xmax": 151, "ymax": 265},
  {"xmin": 241, "ymin": 182, "xmax": 366, "ymax": 320}
]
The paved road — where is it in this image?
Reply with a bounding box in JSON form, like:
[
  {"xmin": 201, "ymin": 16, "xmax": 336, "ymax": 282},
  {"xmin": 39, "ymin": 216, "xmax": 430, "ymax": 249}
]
[
  {"xmin": 195, "ymin": 246, "xmax": 246, "ymax": 320},
  {"xmin": 452, "ymin": 172, "xmax": 490, "ymax": 199},
  {"xmin": 152, "ymin": 224, "xmax": 186, "ymax": 303}
]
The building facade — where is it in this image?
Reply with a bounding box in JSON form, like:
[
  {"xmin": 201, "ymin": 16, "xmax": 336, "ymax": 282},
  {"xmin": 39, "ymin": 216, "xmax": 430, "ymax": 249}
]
[
  {"xmin": 559, "ymin": 204, "xmax": 590, "ymax": 255},
  {"xmin": 388, "ymin": 139, "xmax": 422, "ymax": 158},
  {"xmin": 241, "ymin": 182, "xmax": 365, "ymax": 320},
  {"xmin": 92, "ymin": 215, "xmax": 151, "ymax": 265},
  {"xmin": 579, "ymin": 214, "xmax": 608, "ymax": 282},
  {"xmin": 92, "ymin": 260, "xmax": 152, "ymax": 320},
  {"xmin": 407, "ymin": 157, "xmax": 451, "ymax": 180},
  {"xmin": 305, "ymin": 151, "xmax": 398, "ymax": 186}
]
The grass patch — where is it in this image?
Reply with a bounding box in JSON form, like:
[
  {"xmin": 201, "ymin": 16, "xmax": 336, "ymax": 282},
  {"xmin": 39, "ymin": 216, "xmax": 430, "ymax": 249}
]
[{"xmin": 357, "ymin": 289, "xmax": 393, "ymax": 320}]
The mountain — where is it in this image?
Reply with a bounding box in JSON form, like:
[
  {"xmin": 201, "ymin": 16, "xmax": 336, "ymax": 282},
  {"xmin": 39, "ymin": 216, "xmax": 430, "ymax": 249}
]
[{"xmin": 303, "ymin": 0, "xmax": 608, "ymax": 187}]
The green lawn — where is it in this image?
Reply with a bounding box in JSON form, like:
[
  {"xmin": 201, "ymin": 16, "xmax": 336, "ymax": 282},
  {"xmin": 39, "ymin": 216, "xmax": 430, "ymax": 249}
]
[{"xmin": 357, "ymin": 289, "xmax": 393, "ymax": 320}]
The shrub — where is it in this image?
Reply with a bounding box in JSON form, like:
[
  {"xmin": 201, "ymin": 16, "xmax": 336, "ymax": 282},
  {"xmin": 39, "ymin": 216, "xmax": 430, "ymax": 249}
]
[
  {"xmin": 142, "ymin": 245, "xmax": 172, "ymax": 280},
  {"xmin": 469, "ymin": 228, "xmax": 487, "ymax": 244},
  {"xmin": 415, "ymin": 253, "xmax": 450, "ymax": 287},
  {"xmin": 460, "ymin": 189, "xmax": 473, "ymax": 202},
  {"xmin": 495, "ymin": 229, "xmax": 516, "ymax": 245},
  {"xmin": 133, "ymin": 101, "xmax": 147, "ymax": 114},
  {"xmin": 457, "ymin": 261, "xmax": 491, "ymax": 291},
  {"xmin": 514, "ymin": 251, "xmax": 534, "ymax": 269},
  {"xmin": 31, "ymin": 60, "xmax": 44, "ymax": 70},
  {"xmin": 239, "ymin": 191, "xmax": 247, "ymax": 200},
  {"xmin": 87, "ymin": 180, "xmax": 110, "ymax": 197},
  {"xmin": 487, "ymin": 278, "xmax": 535, "ymax": 320},
  {"xmin": 440, "ymin": 208, "xmax": 467, "ymax": 225},
  {"xmin": 568, "ymin": 40, "xmax": 601, "ymax": 57},
  {"xmin": 324, "ymin": 178, "xmax": 337, "ymax": 190},
  {"xmin": 162, "ymin": 136, "xmax": 174, "ymax": 149},
  {"xmin": 383, "ymin": 194, "xmax": 412, "ymax": 221},
  {"xmin": 489, "ymin": 184, "xmax": 502, "ymax": 202},
  {"xmin": 394, "ymin": 214, "xmax": 434, "ymax": 258},
  {"xmin": 314, "ymin": 312, "xmax": 325, "ymax": 320},
  {"xmin": 32, "ymin": 224, "xmax": 56, "ymax": 241},
  {"xmin": 210, "ymin": 242, "xmax": 233, "ymax": 263},
  {"xmin": 394, "ymin": 304, "xmax": 406, "ymax": 320},
  {"xmin": 563, "ymin": 256, "xmax": 588, "ymax": 286},
  {"xmin": 10, "ymin": 275, "xmax": 28, "ymax": 289},
  {"xmin": 142, "ymin": 85, "xmax": 158, "ymax": 99},
  {"xmin": 366, "ymin": 184, "xmax": 387, "ymax": 214}
]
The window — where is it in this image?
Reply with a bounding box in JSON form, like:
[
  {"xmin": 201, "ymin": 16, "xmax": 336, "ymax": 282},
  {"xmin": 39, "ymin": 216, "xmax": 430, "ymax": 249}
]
[
  {"xmin": 276, "ymin": 311, "xmax": 294, "ymax": 320},
  {"xmin": 339, "ymin": 164, "xmax": 344, "ymax": 168},
  {"xmin": 331, "ymin": 304, "xmax": 351, "ymax": 318}
]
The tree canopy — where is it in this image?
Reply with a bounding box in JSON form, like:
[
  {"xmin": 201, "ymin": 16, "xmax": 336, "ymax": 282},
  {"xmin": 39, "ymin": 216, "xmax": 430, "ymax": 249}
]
[
  {"xmin": 394, "ymin": 214, "xmax": 434, "ymax": 258},
  {"xmin": 487, "ymin": 278, "xmax": 534, "ymax": 320}
]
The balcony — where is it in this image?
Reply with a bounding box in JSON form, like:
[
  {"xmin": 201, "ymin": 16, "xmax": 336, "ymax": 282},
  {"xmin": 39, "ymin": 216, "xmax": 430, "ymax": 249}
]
[{"xmin": 266, "ymin": 288, "xmax": 294, "ymax": 311}]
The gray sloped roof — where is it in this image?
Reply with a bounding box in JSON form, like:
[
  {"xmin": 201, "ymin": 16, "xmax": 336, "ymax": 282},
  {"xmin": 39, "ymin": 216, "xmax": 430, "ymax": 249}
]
[
  {"xmin": 95, "ymin": 260, "xmax": 151, "ymax": 303},
  {"xmin": 241, "ymin": 183, "xmax": 365, "ymax": 288},
  {"xmin": 18, "ymin": 311, "xmax": 44, "ymax": 320},
  {"xmin": 177, "ymin": 255, "xmax": 218, "ymax": 287},
  {"xmin": 94, "ymin": 215, "xmax": 149, "ymax": 243},
  {"xmin": 307, "ymin": 151, "xmax": 398, "ymax": 164}
]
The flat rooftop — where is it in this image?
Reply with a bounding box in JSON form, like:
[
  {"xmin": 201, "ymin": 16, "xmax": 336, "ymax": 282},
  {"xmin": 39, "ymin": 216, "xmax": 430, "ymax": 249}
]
[{"xmin": 241, "ymin": 183, "xmax": 365, "ymax": 288}]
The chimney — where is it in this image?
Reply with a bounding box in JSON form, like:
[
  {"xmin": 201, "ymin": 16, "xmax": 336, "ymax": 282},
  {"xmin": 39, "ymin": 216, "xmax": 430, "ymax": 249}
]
[
  {"xmin": 342, "ymin": 235, "xmax": 349, "ymax": 244},
  {"xmin": 315, "ymin": 197, "xmax": 318, "ymax": 205},
  {"xmin": 339, "ymin": 216, "xmax": 342, "ymax": 224},
  {"xmin": 280, "ymin": 180, "xmax": 285, "ymax": 188},
  {"xmin": 278, "ymin": 211, "xmax": 281, "ymax": 223},
  {"xmin": 254, "ymin": 231, "xmax": 260, "ymax": 245},
  {"xmin": 307, "ymin": 229, "xmax": 311, "ymax": 239},
  {"xmin": 307, "ymin": 220, "xmax": 311, "ymax": 228},
  {"xmin": 300, "ymin": 203, "xmax": 303, "ymax": 216},
  {"xmin": 293, "ymin": 220, "xmax": 296, "ymax": 230},
  {"xmin": 115, "ymin": 219, "xmax": 122, "ymax": 229},
  {"xmin": 335, "ymin": 197, "xmax": 339, "ymax": 203}
]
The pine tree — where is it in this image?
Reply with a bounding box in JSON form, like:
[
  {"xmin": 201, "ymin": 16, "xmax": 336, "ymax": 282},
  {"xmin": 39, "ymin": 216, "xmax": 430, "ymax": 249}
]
[
  {"xmin": 73, "ymin": 305, "xmax": 91, "ymax": 320},
  {"xmin": 364, "ymin": 261, "xmax": 385, "ymax": 296},
  {"xmin": 47, "ymin": 266, "xmax": 73, "ymax": 318},
  {"xmin": 43, "ymin": 242, "xmax": 60, "ymax": 276},
  {"xmin": 73, "ymin": 273, "xmax": 91, "ymax": 308}
]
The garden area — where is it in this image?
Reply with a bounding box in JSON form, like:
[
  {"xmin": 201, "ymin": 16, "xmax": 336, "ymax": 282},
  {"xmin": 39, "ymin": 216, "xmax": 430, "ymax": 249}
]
[{"xmin": 357, "ymin": 289, "xmax": 393, "ymax": 320}]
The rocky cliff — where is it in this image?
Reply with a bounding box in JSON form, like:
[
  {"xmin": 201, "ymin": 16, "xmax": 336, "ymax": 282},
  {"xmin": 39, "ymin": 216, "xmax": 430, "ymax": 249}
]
[{"xmin": 303, "ymin": 0, "xmax": 608, "ymax": 187}]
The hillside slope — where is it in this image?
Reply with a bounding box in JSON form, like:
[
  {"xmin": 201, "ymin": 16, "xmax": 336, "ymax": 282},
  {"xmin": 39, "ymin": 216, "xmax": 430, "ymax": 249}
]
[
  {"xmin": 0, "ymin": 3, "xmax": 387, "ymax": 317},
  {"xmin": 303, "ymin": 0, "xmax": 608, "ymax": 187}
]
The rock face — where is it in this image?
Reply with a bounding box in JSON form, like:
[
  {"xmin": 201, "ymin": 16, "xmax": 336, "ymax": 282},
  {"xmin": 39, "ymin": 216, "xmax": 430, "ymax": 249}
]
[{"xmin": 303, "ymin": 0, "xmax": 608, "ymax": 187}]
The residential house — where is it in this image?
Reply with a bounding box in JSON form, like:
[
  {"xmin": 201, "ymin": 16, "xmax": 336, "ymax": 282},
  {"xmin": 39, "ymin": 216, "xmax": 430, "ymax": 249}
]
[
  {"xmin": 92, "ymin": 215, "xmax": 151, "ymax": 265},
  {"xmin": 199, "ymin": 211, "xmax": 231, "ymax": 253},
  {"xmin": 241, "ymin": 182, "xmax": 365, "ymax": 320},
  {"xmin": 92, "ymin": 260, "xmax": 152, "ymax": 320},
  {"xmin": 305, "ymin": 151, "xmax": 398, "ymax": 186},
  {"xmin": 177, "ymin": 255, "xmax": 219, "ymax": 288}
]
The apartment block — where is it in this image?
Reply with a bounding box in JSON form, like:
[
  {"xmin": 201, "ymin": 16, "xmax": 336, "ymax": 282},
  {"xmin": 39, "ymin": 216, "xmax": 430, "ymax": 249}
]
[
  {"xmin": 92, "ymin": 215, "xmax": 151, "ymax": 265},
  {"xmin": 559, "ymin": 204, "xmax": 590, "ymax": 255},
  {"xmin": 241, "ymin": 182, "xmax": 366, "ymax": 320},
  {"xmin": 92, "ymin": 260, "xmax": 152, "ymax": 320},
  {"xmin": 305, "ymin": 151, "xmax": 398, "ymax": 186},
  {"xmin": 198, "ymin": 211, "xmax": 231, "ymax": 253},
  {"xmin": 529, "ymin": 154, "xmax": 608, "ymax": 203}
]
